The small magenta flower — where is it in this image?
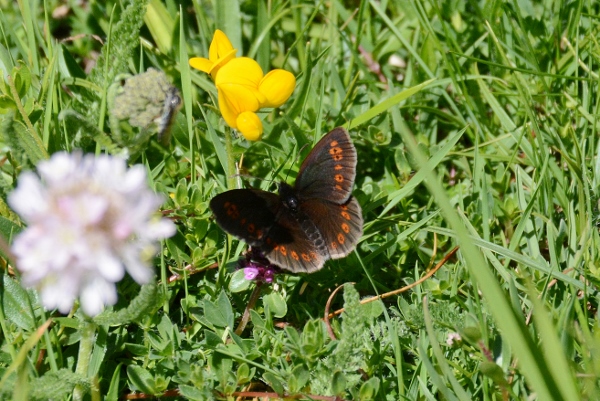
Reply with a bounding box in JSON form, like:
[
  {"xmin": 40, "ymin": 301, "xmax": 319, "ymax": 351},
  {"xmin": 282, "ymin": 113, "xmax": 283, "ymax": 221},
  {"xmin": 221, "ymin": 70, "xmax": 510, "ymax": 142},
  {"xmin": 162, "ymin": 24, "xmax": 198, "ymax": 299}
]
[
  {"xmin": 240, "ymin": 247, "xmax": 279, "ymax": 283},
  {"xmin": 8, "ymin": 152, "xmax": 176, "ymax": 316},
  {"xmin": 189, "ymin": 30, "xmax": 296, "ymax": 141},
  {"xmin": 244, "ymin": 267, "xmax": 260, "ymax": 281}
]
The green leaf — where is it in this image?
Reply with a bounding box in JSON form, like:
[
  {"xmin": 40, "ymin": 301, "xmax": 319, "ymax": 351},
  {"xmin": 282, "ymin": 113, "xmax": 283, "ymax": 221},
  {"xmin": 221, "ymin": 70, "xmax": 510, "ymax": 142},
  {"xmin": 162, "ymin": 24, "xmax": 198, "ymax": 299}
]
[
  {"xmin": 1, "ymin": 275, "xmax": 35, "ymax": 331},
  {"xmin": 288, "ymin": 364, "xmax": 309, "ymax": 393},
  {"xmin": 229, "ymin": 269, "xmax": 252, "ymax": 293},
  {"xmin": 263, "ymin": 292, "xmax": 287, "ymax": 318},
  {"xmin": 0, "ymin": 113, "xmax": 47, "ymax": 164},
  {"xmin": 263, "ymin": 372, "xmax": 284, "ymax": 395},
  {"xmin": 348, "ymin": 79, "xmax": 435, "ymax": 129},
  {"xmin": 13, "ymin": 61, "xmax": 31, "ymax": 98},
  {"xmin": 236, "ymin": 363, "xmax": 251, "ymax": 385},
  {"xmin": 358, "ymin": 377, "xmax": 380, "ymax": 401},
  {"xmin": 480, "ymin": 361, "xmax": 509, "ymax": 387},
  {"xmin": 126, "ymin": 365, "xmax": 156, "ymax": 395},
  {"xmin": 300, "ymin": 319, "xmax": 325, "ymax": 357},
  {"xmin": 331, "ymin": 370, "xmax": 347, "ymax": 396},
  {"xmin": 178, "ymin": 384, "xmax": 206, "ymax": 401},
  {"xmin": 105, "ymin": 363, "xmax": 122, "ymax": 401},
  {"xmin": 202, "ymin": 106, "xmax": 228, "ymax": 177},
  {"xmin": 203, "ymin": 291, "xmax": 234, "ymax": 329},
  {"xmin": 215, "ymin": 0, "xmax": 241, "ymax": 52},
  {"xmin": 144, "ymin": 0, "xmax": 175, "ymax": 54}
]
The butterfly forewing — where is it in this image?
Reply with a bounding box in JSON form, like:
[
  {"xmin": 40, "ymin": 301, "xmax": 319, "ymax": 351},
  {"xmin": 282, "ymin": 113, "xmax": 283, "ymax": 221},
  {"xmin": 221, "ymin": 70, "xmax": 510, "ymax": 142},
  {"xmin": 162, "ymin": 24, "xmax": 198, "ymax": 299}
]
[
  {"xmin": 302, "ymin": 197, "xmax": 363, "ymax": 258},
  {"xmin": 209, "ymin": 190, "xmax": 280, "ymax": 246},
  {"xmin": 295, "ymin": 127, "xmax": 357, "ymax": 203}
]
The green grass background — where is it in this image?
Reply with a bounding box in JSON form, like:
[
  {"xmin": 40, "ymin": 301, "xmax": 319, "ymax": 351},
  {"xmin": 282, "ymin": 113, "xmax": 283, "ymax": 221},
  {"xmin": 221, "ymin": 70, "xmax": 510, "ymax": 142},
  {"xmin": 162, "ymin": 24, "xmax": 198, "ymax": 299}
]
[{"xmin": 0, "ymin": 0, "xmax": 599, "ymax": 400}]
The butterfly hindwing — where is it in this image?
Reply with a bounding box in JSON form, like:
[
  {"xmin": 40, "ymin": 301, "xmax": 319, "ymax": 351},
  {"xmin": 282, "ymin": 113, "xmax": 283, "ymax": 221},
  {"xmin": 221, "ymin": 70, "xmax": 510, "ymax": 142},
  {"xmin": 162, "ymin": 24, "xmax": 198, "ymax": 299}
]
[
  {"xmin": 302, "ymin": 197, "xmax": 363, "ymax": 258},
  {"xmin": 261, "ymin": 209, "xmax": 328, "ymax": 273},
  {"xmin": 295, "ymin": 127, "xmax": 357, "ymax": 203}
]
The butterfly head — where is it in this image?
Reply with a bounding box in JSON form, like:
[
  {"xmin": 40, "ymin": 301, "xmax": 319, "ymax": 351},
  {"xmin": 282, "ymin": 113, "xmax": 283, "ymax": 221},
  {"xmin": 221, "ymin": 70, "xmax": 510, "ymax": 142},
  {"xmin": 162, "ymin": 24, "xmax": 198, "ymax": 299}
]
[{"xmin": 278, "ymin": 182, "xmax": 299, "ymax": 212}]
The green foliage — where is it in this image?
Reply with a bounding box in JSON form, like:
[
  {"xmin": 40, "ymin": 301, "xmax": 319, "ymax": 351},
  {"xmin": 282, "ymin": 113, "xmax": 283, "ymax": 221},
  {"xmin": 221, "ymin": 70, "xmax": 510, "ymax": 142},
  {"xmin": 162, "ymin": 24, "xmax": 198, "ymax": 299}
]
[
  {"xmin": 1, "ymin": 0, "xmax": 600, "ymax": 400},
  {"xmin": 28, "ymin": 369, "xmax": 88, "ymax": 401},
  {"xmin": 93, "ymin": 283, "xmax": 163, "ymax": 326},
  {"xmin": 89, "ymin": 0, "xmax": 149, "ymax": 88}
]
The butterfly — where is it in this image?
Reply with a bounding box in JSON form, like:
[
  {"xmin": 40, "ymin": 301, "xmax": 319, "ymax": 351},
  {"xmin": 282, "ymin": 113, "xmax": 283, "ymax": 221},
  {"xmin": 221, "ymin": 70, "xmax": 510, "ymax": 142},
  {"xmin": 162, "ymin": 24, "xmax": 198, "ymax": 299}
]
[{"xmin": 210, "ymin": 127, "xmax": 363, "ymax": 273}]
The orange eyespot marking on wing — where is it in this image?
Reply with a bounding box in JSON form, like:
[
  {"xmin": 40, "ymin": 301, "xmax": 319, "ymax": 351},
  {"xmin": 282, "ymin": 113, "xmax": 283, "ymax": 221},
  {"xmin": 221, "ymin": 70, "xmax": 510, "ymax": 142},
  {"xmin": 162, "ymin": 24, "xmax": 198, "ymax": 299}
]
[
  {"xmin": 341, "ymin": 211, "xmax": 351, "ymax": 220},
  {"xmin": 310, "ymin": 252, "xmax": 318, "ymax": 260},
  {"xmin": 330, "ymin": 140, "xmax": 339, "ymax": 147},
  {"xmin": 334, "ymin": 174, "xmax": 344, "ymax": 183},
  {"xmin": 279, "ymin": 245, "xmax": 287, "ymax": 256},
  {"xmin": 334, "ymin": 164, "xmax": 343, "ymax": 170},
  {"xmin": 341, "ymin": 223, "xmax": 350, "ymax": 233},
  {"xmin": 291, "ymin": 251, "xmax": 300, "ymax": 261},
  {"xmin": 340, "ymin": 205, "xmax": 348, "ymax": 210},
  {"xmin": 247, "ymin": 223, "xmax": 255, "ymax": 233},
  {"xmin": 335, "ymin": 185, "xmax": 343, "ymax": 191},
  {"xmin": 330, "ymin": 241, "xmax": 338, "ymax": 250},
  {"xmin": 337, "ymin": 233, "xmax": 345, "ymax": 244},
  {"xmin": 255, "ymin": 229, "xmax": 263, "ymax": 239},
  {"xmin": 225, "ymin": 202, "xmax": 240, "ymax": 219},
  {"xmin": 329, "ymin": 147, "xmax": 343, "ymax": 161},
  {"xmin": 240, "ymin": 218, "xmax": 247, "ymax": 226},
  {"xmin": 301, "ymin": 253, "xmax": 311, "ymax": 261}
]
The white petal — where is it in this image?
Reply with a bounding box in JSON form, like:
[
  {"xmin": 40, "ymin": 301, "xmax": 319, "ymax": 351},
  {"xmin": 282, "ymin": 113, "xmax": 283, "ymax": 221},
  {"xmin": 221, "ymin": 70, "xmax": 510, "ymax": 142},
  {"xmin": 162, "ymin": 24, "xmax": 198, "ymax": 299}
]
[
  {"xmin": 122, "ymin": 247, "xmax": 154, "ymax": 284},
  {"xmin": 96, "ymin": 252, "xmax": 125, "ymax": 282},
  {"xmin": 142, "ymin": 219, "xmax": 176, "ymax": 240},
  {"xmin": 38, "ymin": 151, "xmax": 79, "ymax": 184},
  {"xmin": 8, "ymin": 173, "xmax": 49, "ymax": 220},
  {"xmin": 80, "ymin": 278, "xmax": 117, "ymax": 316}
]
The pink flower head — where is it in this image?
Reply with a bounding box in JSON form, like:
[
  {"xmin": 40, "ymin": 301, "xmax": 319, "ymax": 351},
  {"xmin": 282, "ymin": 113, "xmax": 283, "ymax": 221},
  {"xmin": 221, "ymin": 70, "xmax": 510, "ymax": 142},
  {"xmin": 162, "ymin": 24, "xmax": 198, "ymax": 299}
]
[{"xmin": 8, "ymin": 152, "xmax": 176, "ymax": 316}]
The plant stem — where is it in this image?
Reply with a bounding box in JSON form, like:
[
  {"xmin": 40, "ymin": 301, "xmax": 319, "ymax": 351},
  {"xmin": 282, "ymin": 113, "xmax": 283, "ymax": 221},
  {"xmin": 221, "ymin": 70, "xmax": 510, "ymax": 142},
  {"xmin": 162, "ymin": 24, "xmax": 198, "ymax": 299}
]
[
  {"xmin": 224, "ymin": 126, "xmax": 236, "ymax": 189},
  {"xmin": 73, "ymin": 320, "xmax": 97, "ymax": 401}
]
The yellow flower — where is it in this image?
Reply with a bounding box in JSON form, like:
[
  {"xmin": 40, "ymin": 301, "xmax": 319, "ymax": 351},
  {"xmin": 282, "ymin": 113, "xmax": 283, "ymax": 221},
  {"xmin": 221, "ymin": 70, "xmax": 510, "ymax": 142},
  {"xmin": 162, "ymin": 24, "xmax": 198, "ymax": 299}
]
[
  {"xmin": 189, "ymin": 30, "xmax": 296, "ymax": 141},
  {"xmin": 189, "ymin": 29, "xmax": 237, "ymax": 79},
  {"xmin": 215, "ymin": 57, "xmax": 295, "ymax": 141}
]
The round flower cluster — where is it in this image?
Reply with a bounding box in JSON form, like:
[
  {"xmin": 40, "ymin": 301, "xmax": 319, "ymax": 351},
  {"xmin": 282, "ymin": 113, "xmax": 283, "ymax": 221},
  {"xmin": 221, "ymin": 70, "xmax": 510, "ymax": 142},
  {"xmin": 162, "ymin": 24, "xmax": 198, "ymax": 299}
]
[{"xmin": 9, "ymin": 152, "xmax": 176, "ymax": 316}]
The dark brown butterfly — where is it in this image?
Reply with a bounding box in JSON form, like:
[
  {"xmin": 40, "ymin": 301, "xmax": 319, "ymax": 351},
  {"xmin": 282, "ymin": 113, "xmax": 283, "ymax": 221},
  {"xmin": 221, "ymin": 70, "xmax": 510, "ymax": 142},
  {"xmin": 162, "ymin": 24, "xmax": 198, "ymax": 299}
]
[{"xmin": 210, "ymin": 127, "xmax": 363, "ymax": 273}]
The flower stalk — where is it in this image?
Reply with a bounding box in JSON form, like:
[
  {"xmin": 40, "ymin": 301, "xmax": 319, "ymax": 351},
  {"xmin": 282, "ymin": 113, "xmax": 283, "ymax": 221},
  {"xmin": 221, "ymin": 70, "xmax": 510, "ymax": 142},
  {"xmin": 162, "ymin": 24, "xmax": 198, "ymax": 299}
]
[
  {"xmin": 73, "ymin": 320, "xmax": 96, "ymax": 401},
  {"xmin": 224, "ymin": 126, "xmax": 237, "ymax": 189}
]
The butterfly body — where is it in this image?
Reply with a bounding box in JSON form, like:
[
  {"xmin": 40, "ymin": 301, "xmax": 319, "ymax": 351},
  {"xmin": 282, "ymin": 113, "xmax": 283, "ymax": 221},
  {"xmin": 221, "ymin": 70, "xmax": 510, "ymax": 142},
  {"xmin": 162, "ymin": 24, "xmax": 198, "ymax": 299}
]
[{"xmin": 210, "ymin": 128, "xmax": 363, "ymax": 273}]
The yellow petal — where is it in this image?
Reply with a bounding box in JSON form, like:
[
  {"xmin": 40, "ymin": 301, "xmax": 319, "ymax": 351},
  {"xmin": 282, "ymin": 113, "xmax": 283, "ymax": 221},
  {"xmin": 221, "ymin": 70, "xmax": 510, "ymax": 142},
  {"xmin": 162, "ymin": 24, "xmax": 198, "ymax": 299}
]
[
  {"xmin": 209, "ymin": 49, "xmax": 237, "ymax": 79},
  {"xmin": 258, "ymin": 69, "xmax": 296, "ymax": 108},
  {"xmin": 217, "ymin": 87, "xmax": 238, "ymax": 128},
  {"xmin": 208, "ymin": 29, "xmax": 235, "ymax": 61},
  {"xmin": 215, "ymin": 57, "xmax": 264, "ymax": 89},
  {"xmin": 237, "ymin": 112, "xmax": 263, "ymax": 141},
  {"xmin": 217, "ymin": 85, "xmax": 261, "ymax": 128},
  {"xmin": 189, "ymin": 57, "xmax": 213, "ymax": 74}
]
